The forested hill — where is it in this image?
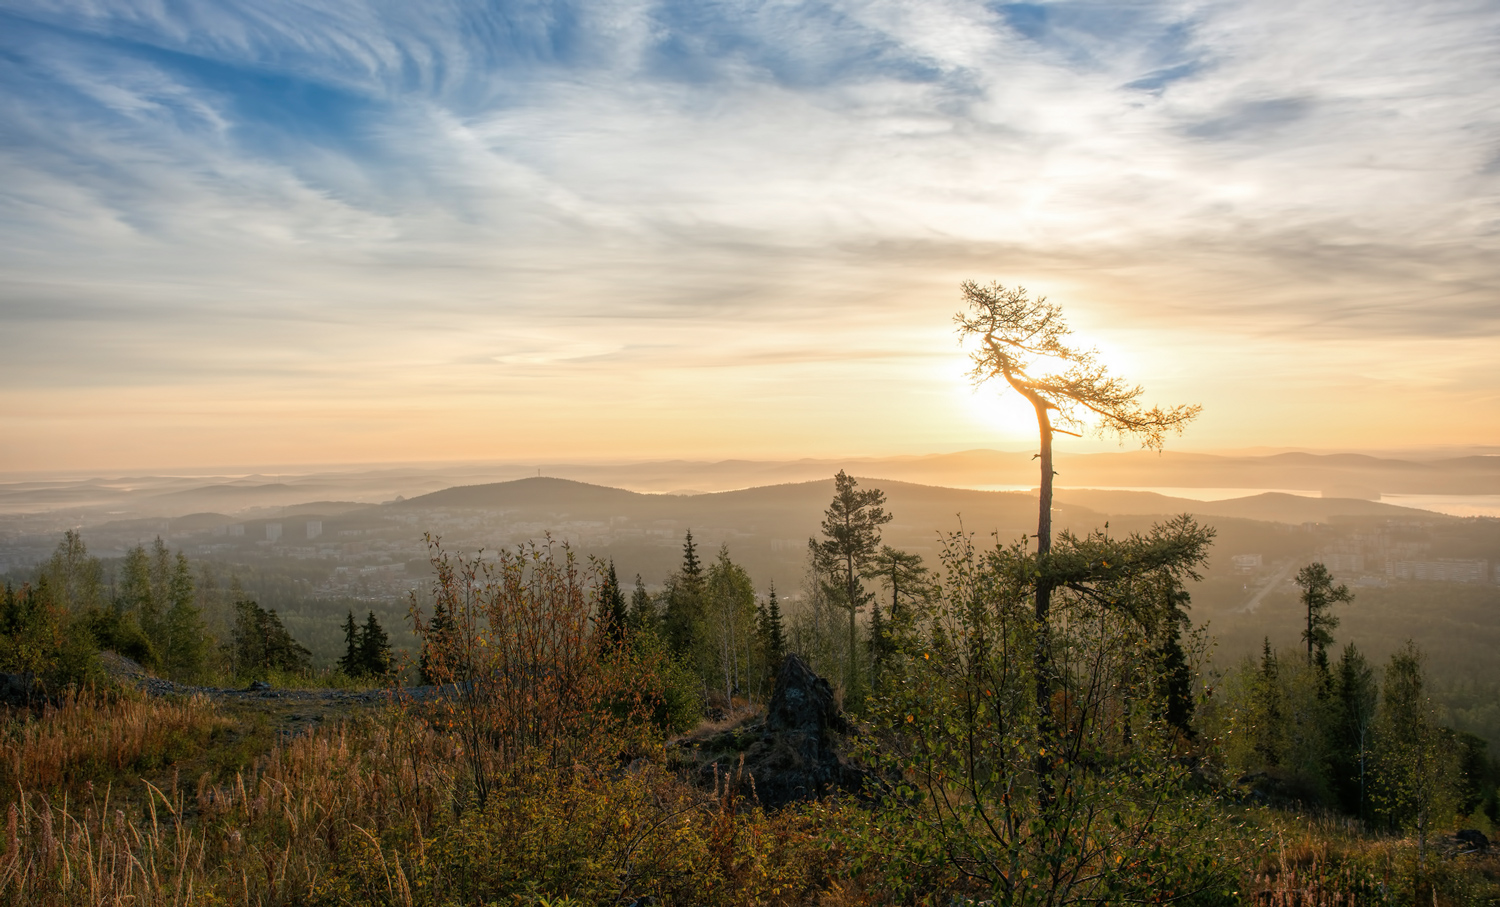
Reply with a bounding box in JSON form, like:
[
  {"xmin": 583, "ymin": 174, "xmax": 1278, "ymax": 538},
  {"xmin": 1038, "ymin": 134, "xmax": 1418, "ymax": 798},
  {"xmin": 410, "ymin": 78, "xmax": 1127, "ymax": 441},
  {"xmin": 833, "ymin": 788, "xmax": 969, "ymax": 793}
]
[{"xmin": 397, "ymin": 476, "xmax": 1432, "ymax": 537}]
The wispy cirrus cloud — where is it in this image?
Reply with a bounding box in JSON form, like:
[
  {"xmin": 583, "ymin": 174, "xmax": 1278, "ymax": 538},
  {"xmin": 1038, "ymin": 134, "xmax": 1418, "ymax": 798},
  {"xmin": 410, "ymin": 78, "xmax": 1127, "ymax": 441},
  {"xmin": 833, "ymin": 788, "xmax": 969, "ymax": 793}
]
[{"xmin": 1, "ymin": 0, "xmax": 1498, "ymax": 467}]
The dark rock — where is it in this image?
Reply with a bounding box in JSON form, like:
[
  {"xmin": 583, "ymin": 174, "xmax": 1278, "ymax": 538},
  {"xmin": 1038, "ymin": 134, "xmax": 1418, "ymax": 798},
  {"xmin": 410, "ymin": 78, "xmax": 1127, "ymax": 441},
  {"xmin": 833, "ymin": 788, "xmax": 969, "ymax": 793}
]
[
  {"xmin": 1457, "ymin": 829, "xmax": 1490, "ymax": 852},
  {"xmin": 766, "ymin": 653, "xmax": 846, "ymax": 737},
  {"xmin": 0, "ymin": 673, "xmax": 43, "ymax": 708},
  {"xmin": 693, "ymin": 654, "xmax": 866, "ymax": 810},
  {"xmin": 247, "ymin": 680, "xmax": 272, "ymax": 692}
]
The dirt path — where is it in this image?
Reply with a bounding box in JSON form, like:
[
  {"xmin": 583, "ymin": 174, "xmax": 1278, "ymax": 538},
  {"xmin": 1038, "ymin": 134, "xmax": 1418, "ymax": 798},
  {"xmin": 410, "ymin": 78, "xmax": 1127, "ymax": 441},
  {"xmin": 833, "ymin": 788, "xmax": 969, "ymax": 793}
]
[{"xmin": 1235, "ymin": 559, "xmax": 1297, "ymax": 614}]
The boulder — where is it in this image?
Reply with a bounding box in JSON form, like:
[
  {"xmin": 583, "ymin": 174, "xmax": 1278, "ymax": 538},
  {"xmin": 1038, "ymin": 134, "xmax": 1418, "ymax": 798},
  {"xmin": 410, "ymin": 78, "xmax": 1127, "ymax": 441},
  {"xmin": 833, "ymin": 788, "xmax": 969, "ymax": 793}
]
[
  {"xmin": 0, "ymin": 672, "xmax": 42, "ymax": 708},
  {"xmin": 687, "ymin": 654, "xmax": 865, "ymax": 809},
  {"xmin": 1456, "ymin": 829, "xmax": 1490, "ymax": 852}
]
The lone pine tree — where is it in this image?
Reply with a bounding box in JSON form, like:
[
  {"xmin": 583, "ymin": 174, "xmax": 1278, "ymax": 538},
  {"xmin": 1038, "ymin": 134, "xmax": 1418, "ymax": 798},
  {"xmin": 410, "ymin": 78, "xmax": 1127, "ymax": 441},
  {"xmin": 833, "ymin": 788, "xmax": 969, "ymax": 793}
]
[
  {"xmin": 818, "ymin": 470, "xmax": 891, "ymax": 702},
  {"xmin": 1296, "ymin": 561, "xmax": 1353, "ymax": 677},
  {"xmin": 955, "ymin": 281, "xmax": 1199, "ymax": 785}
]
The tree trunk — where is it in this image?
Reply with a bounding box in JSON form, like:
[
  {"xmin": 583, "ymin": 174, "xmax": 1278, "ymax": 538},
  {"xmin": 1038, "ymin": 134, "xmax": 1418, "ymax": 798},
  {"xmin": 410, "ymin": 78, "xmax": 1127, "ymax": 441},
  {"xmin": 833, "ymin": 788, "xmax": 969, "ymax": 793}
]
[
  {"xmin": 1032, "ymin": 396, "xmax": 1056, "ymax": 808},
  {"xmin": 847, "ymin": 554, "xmax": 859, "ymax": 701}
]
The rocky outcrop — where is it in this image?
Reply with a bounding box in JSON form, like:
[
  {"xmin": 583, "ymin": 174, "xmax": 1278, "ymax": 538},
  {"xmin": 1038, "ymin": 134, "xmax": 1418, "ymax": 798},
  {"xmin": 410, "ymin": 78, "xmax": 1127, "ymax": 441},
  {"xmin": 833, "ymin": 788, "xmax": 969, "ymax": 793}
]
[
  {"xmin": 682, "ymin": 654, "xmax": 866, "ymax": 809},
  {"xmin": 0, "ymin": 672, "xmax": 43, "ymax": 708}
]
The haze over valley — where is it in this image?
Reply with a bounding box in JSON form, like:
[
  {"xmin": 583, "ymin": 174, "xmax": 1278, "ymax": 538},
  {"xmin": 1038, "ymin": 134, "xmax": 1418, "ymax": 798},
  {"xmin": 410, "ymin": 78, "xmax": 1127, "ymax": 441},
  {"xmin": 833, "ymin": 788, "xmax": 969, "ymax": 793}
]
[{"xmin": 3, "ymin": 0, "xmax": 1499, "ymax": 902}]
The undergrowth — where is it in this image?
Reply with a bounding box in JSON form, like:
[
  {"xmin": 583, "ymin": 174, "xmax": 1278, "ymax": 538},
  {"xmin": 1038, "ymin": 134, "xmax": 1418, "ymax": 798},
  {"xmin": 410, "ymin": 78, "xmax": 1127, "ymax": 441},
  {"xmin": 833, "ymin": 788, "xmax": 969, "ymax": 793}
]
[{"xmin": 0, "ymin": 693, "xmax": 1496, "ymax": 906}]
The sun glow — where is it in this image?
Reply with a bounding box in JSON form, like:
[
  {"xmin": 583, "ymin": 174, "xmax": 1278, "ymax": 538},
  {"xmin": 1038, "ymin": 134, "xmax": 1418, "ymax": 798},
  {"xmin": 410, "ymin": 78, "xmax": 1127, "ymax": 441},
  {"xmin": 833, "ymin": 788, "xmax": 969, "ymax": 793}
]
[{"xmin": 947, "ymin": 356, "xmax": 1041, "ymax": 441}]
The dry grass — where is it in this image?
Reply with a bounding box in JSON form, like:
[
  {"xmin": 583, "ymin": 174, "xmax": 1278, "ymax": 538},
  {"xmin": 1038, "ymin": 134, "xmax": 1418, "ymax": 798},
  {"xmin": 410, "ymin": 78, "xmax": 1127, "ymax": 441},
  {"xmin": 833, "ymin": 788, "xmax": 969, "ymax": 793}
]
[
  {"xmin": 0, "ymin": 694, "xmax": 860, "ymax": 906},
  {"xmin": 3, "ymin": 691, "xmax": 1496, "ymax": 906},
  {"xmin": 0, "ymin": 690, "xmax": 232, "ymax": 797},
  {"xmin": 1241, "ymin": 811, "xmax": 1500, "ymax": 906}
]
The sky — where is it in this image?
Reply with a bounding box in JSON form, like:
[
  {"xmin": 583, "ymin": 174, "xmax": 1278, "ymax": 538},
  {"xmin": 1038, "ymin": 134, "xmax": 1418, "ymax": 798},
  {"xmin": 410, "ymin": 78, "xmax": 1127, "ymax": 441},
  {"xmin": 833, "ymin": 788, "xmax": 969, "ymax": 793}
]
[{"xmin": 2, "ymin": 0, "xmax": 1498, "ymax": 473}]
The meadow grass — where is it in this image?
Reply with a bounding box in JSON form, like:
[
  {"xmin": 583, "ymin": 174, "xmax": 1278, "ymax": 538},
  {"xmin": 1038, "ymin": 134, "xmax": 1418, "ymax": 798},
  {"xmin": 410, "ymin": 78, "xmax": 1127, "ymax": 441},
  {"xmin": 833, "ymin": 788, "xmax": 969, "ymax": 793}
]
[{"xmin": 2, "ymin": 692, "xmax": 1496, "ymax": 906}]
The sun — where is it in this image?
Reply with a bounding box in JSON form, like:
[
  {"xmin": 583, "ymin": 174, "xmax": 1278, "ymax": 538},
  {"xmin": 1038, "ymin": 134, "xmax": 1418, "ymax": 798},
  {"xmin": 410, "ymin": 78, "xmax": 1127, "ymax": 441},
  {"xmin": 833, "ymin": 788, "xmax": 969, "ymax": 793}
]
[{"xmin": 946, "ymin": 359, "xmax": 1041, "ymax": 442}]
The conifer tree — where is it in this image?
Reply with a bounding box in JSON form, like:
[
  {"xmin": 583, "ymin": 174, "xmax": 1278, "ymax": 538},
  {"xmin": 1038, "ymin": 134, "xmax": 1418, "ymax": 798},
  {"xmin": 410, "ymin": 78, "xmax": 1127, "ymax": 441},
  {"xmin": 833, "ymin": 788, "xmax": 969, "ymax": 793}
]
[
  {"xmin": 1332, "ymin": 643, "xmax": 1377, "ymax": 817},
  {"xmin": 956, "ymin": 282, "xmax": 1199, "ymax": 782},
  {"xmin": 663, "ymin": 530, "xmax": 707, "ymax": 660},
  {"xmin": 1254, "ymin": 638, "xmax": 1283, "ymax": 768},
  {"xmin": 599, "ymin": 560, "xmax": 628, "ymax": 645},
  {"xmin": 866, "ymin": 599, "xmax": 891, "ymax": 679},
  {"xmin": 117, "ymin": 544, "xmax": 154, "ymax": 619},
  {"xmin": 818, "ymin": 470, "xmax": 890, "ymax": 701},
  {"xmin": 339, "ymin": 610, "xmax": 362, "ymax": 675},
  {"xmin": 861, "ymin": 546, "xmax": 930, "ymax": 677},
  {"xmin": 160, "ymin": 551, "xmax": 208, "ymax": 681},
  {"xmin": 419, "ymin": 600, "xmax": 449, "ymax": 684},
  {"xmin": 42, "ymin": 530, "xmax": 104, "ymax": 613},
  {"xmin": 359, "ymin": 610, "xmax": 392, "ymax": 676},
  {"xmin": 628, "ymin": 574, "xmax": 655, "ymax": 634},
  {"xmin": 762, "ymin": 582, "xmax": 786, "ymax": 669},
  {"xmin": 1296, "ymin": 562, "xmax": 1352, "ymax": 679},
  {"xmin": 232, "ymin": 599, "xmax": 311, "ymax": 676}
]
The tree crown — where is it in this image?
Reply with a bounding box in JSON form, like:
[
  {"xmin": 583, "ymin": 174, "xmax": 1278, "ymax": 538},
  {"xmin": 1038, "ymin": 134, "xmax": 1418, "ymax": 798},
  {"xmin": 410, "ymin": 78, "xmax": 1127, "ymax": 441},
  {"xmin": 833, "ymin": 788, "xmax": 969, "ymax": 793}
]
[{"xmin": 954, "ymin": 281, "xmax": 1200, "ymax": 448}]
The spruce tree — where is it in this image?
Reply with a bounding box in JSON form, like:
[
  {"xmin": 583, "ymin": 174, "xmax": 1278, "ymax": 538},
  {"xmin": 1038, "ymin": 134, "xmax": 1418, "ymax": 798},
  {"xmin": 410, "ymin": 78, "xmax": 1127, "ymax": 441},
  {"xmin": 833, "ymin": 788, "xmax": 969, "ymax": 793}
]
[
  {"xmin": 1254, "ymin": 638, "xmax": 1283, "ymax": 768},
  {"xmin": 1150, "ymin": 577, "xmax": 1196, "ymax": 739},
  {"xmin": 764, "ymin": 583, "xmax": 786, "ymax": 668},
  {"xmin": 160, "ymin": 551, "xmax": 208, "ymax": 682},
  {"xmin": 233, "ymin": 599, "xmax": 311, "ymax": 676},
  {"xmin": 628, "ymin": 574, "xmax": 655, "ymax": 634},
  {"xmin": 599, "ymin": 560, "xmax": 628, "ymax": 645},
  {"xmin": 1332, "ymin": 643, "xmax": 1377, "ymax": 818},
  {"xmin": 663, "ymin": 530, "xmax": 707, "ymax": 659},
  {"xmin": 338, "ymin": 610, "xmax": 362, "ymax": 676},
  {"xmin": 419, "ymin": 601, "xmax": 449, "ymax": 684},
  {"xmin": 359, "ymin": 611, "xmax": 392, "ymax": 676}
]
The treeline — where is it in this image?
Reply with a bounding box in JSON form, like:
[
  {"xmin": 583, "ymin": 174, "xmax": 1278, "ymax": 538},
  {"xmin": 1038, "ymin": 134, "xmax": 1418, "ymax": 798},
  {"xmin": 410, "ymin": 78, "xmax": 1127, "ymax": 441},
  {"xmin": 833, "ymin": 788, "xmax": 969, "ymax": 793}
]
[
  {"xmin": 0, "ymin": 531, "xmax": 316, "ymax": 689},
  {"xmin": 499, "ymin": 471, "xmax": 929, "ymax": 718},
  {"xmin": 399, "ymin": 469, "xmax": 1253, "ymax": 900},
  {"xmin": 1207, "ymin": 564, "xmax": 1500, "ymax": 846}
]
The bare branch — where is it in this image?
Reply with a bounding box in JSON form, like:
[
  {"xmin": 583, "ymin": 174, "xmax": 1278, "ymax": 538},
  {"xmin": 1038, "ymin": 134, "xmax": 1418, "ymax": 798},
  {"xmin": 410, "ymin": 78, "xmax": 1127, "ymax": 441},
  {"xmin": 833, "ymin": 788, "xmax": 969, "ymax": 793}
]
[{"xmin": 955, "ymin": 281, "xmax": 1200, "ymax": 450}]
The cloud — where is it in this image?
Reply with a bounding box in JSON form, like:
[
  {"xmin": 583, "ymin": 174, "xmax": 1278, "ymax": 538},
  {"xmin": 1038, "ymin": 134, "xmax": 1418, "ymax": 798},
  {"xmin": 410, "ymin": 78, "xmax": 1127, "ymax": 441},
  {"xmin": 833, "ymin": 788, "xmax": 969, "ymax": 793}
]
[{"xmin": 0, "ymin": 0, "xmax": 1498, "ymax": 466}]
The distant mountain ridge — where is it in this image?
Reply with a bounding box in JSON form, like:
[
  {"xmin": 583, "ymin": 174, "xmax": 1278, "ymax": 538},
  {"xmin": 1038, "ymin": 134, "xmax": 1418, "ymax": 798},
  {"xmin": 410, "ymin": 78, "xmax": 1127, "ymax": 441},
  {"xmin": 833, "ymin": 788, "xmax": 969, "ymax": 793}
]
[
  {"xmin": 396, "ymin": 476, "xmax": 1436, "ymax": 530},
  {"xmin": 2, "ymin": 449, "xmax": 1493, "ymax": 522}
]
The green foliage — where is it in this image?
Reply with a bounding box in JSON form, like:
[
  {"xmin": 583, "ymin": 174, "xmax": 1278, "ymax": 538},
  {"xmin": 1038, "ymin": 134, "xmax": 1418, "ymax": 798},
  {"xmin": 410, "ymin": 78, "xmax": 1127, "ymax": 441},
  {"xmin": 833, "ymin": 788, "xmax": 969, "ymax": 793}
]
[
  {"xmin": 1329, "ymin": 643, "xmax": 1378, "ymax": 818},
  {"xmin": 1213, "ymin": 642, "xmax": 1339, "ymax": 805},
  {"xmin": 230, "ymin": 598, "xmax": 313, "ymax": 678},
  {"xmin": 1372, "ymin": 642, "xmax": 1462, "ymax": 864},
  {"xmin": 628, "ymin": 572, "xmax": 655, "ymax": 634},
  {"xmin": 1211, "ymin": 633, "xmax": 1484, "ymax": 854},
  {"xmin": 1295, "ymin": 561, "xmax": 1353, "ymax": 679},
  {"xmin": 82, "ymin": 606, "xmax": 157, "ymax": 666},
  {"xmin": 755, "ymin": 582, "xmax": 787, "ymax": 692},
  {"xmin": 630, "ymin": 630, "xmax": 703, "ymax": 734},
  {"xmin": 40, "ymin": 529, "xmax": 105, "ymax": 613},
  {"xmin": 817, "ymin": 470, "xmax": 891, "ymax": 705},
  {"xmin": 662, "ymin": 530, "xmax": 708, "ymax": 678},
  {"xmin": 0, "ymin": 580, "xmax": 101, "ymax": 692},
  {"xmin": 861, "ymin": 518, "xmax": 1236, "ymax": 905},
  {"xmin": 598, "ymin": 559, "xmax": 628, "ymax": 646},
  {"xmin": 788, "ymin": 537, "xmax": 849, "ymax": 694},
  {"xmin": 861, "ymin": 545, "xmax": 933, "ymax": 693},
  {"xmin": 339, "ymin": 609, "xmax": 393, "ymax": 678},
  {"xmin": 706, "ymin": 544, "xmax": 757, "ymax": 707},
  {"xmin": 110, "ymin": 538, "xmax": 211, "ymax": 681}
]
